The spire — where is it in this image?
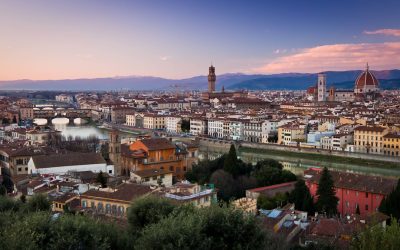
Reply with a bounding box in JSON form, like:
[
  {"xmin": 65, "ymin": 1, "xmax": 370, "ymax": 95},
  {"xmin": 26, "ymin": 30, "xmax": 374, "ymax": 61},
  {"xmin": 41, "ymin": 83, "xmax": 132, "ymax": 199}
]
[{"xmin": 366, "ymin": 62, "xmax": 369, "ymax": 71}]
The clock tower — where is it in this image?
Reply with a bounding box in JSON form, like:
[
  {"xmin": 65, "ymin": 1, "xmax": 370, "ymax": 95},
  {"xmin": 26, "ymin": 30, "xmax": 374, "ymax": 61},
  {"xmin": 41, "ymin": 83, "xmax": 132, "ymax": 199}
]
[{"xmin": 208, "ymin": 64, "xmax": 216, "ymax": 92}]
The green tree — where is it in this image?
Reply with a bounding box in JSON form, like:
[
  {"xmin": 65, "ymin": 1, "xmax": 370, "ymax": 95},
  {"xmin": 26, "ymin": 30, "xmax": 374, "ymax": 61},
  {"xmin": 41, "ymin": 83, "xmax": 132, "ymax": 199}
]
[
  {"xmin": 96, "ymin": 171, "xmax": 107, "ymax": 188},
  {"xmin": 20, "ymin": 194, "xmax": 26, "ymax": 203},
  {"xmin": 351, "ymin": 217, "xmax": 400, "ymax": 250},
  {"xmin": 26, "ymin": 194, "xmax": 51, "ymax": 212},
  {"xmin": 127, "ymin": 195, "xmax": 176, "ymax": 232},
  {"xmin": 136, "ymin": 205, "xmax": 268, "ymax": 250},
  {"xmin": 289, "ymin": 179, "xmax": 315, "ymax": 214},
  {"xmin": 209, "ymin": 169, "xmax": 237, "ymax": 201},
  {"xmin": 1, "ymin": 174, "xmax": 14, "ymax": 193},
  {"xmin": 379, "ymin": 179, "xmax": 400, "ymax": 219},
  {"xmin": 180, "ymin": 119, "xmax": 190, "ymax": 132},
  {"xmin": 252, "ymin": 159, "xmax": 296, "ymax": 186},
  {"xmin": 223, "ymin": 144, "xmax": 240, "ymax": 176},
  {"xmin": 0, "ymin": 186, "xmax": 6, "ymax": 196},
  {"xmin": 315, "ymin": 167, "xmax": 338, "ymax": 216}
]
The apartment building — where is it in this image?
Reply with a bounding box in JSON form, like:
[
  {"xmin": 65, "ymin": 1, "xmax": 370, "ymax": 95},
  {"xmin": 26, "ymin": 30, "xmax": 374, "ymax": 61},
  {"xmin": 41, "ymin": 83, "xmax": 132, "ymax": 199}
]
[
  {"xmin": 190, "ymin": 118, "xmax": 207, "ymax": 136},
  {"xmin": 143, "ymin": 114, "xmax": 165, "ymax": 130},
  {"xmin": 353, "ymin": 126, "xmax": 389, "ymax": 154},
  {"xmin": 277, "ymin": 123, "xmax": 307, "ymax": 146},
  {"xmin": 383, "ymin": 133, "xmax": 400, "ymax": 157},
  {"xmin": 243, "ymin": 120, "xmax": 262, "ymax": 143},
  {"xmin": 165, "ymin": 116, "xmax": 182, "ymax": 134}
]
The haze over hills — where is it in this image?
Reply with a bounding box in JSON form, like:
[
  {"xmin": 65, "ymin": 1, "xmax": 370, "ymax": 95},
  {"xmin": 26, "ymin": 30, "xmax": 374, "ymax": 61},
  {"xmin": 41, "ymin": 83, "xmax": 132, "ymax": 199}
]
[{"xmin": 1, "ymin": 70, "xmax": 400, "ymax": 91}]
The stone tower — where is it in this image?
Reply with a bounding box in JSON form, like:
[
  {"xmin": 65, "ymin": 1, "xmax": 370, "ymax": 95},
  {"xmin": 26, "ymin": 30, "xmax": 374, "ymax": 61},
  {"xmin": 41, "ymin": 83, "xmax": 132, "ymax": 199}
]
[
  {"xmin": 317, "ymin": 73, "xmax": 327, "ymax": 102},
  {"xmin": 208, "ymin": 64, "xmax": 216, "ymax": 92},
  {"xmin": 108, "ymin": 129, "xmax": 121, "ymax": 175}
]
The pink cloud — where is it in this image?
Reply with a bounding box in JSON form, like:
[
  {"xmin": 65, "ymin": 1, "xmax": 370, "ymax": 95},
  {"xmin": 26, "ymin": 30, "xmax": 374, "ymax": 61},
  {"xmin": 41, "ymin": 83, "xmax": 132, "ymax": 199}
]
[
  {"xmin": 255, "ymin": 42, "xmax": 400, "ymax": 74},
  {"xmin": 364, "ymin": 29, "xmax": 400, "ymax": 37}
]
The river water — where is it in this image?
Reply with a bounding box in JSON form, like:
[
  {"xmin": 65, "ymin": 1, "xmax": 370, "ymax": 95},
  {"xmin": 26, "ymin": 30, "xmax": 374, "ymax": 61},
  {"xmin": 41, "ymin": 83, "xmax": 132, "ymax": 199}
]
[{"xmin": 199, "ymin": 147, "xmax": 400, "ymax": 178}]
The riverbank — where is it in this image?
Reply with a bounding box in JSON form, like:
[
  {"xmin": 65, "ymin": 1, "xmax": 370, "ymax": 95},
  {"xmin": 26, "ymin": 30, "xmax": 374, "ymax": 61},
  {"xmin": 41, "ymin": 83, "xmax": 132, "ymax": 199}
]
[{"xmin": 239, "ymin": 146, "xmax": 400, "ymax": 169}]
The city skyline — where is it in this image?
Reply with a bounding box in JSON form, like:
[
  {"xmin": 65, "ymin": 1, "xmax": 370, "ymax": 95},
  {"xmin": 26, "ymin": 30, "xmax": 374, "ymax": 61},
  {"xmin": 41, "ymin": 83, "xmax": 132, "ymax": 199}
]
[{"xmin": 1, "ymin": 0, "xmax": 400, "ymax": 81}]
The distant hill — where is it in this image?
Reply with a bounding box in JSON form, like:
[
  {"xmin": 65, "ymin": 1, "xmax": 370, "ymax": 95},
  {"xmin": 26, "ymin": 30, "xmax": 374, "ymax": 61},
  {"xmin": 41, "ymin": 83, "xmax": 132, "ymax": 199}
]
[
  {"xmin": 227, "ymin": 70, "xmax": 400, "ymax": 90},
  {"xmin": 1, "ymin": 70, "xmax": 400, "ymax": 91}
]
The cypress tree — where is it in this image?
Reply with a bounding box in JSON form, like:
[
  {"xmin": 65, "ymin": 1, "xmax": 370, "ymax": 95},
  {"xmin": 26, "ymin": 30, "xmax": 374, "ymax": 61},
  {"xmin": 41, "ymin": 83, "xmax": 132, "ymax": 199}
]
[
  {"xmin": 289, "ymin": 179, "xmax": 315, "ymax": 214},
  {"xmin": 379, "ymin": 179, "xmax": 400, "ymax": 219},
  {"xmin": 223, "ymin": 144, "xmax": 239, "ymax": 176},
  {"xmin": 315, "ymin": 167, "xmax": 338, "ymax": 216}
]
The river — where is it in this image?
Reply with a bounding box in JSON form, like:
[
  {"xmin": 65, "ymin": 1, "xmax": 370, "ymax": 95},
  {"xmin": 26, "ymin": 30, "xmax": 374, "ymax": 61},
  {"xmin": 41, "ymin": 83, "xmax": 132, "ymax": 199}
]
[{"xmin": 199, "ymin": 147, "xmax": 400, "ymax": 178}]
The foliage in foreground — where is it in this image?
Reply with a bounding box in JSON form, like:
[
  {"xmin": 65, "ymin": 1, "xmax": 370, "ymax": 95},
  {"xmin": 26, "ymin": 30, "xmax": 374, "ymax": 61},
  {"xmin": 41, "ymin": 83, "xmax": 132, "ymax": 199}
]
[
  {"xmin": 186, "ymin": 144, "xmax": 296, "ymax": 201},
  {"xmin": 351, "ymin": 218, "xmax": 400, "ymax": 250},
  {"xmin": 0, "ymin": 195, "xmax": 276, "ymax": 250}
]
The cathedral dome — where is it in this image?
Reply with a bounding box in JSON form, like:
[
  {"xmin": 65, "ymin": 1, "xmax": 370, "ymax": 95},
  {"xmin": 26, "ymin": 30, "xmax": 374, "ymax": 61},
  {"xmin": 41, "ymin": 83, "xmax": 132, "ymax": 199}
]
[{"xmin": 354, "ymin": 64, "xmax": 379, "ymax": 90}]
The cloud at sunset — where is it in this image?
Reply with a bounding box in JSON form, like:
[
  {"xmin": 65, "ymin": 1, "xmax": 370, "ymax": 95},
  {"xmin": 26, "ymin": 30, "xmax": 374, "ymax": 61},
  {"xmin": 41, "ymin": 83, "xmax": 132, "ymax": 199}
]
[
  {"xmin": 364, "ymin": 29, "xmax": 400, "ymax": 37},
  {"xmin": 255, "ymin": 42, "xmax": 400, "ymax": 74}
]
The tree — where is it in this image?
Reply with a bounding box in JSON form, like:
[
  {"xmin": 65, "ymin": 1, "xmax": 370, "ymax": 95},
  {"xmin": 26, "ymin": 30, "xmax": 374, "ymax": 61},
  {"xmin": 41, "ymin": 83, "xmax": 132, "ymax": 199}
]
[
  {"xmin": 209, "ymin": 170, "xmax": 237, "ymax": 202},
  {"xmin": 252, "ymin": 159, "xmax": 296, "ymax": 187},
  {"xmin": 289, "ymin": 179, "xmax": 315, "ymax": 214},
  {"xmin": 1, "ymin": 174, "xmax": 14, "ymax": 193},
  {"xmin": 315, "ymin": 167, "xmax": 338, "ymax": 216},
  {"xmin": 180, "ymin": 119, "xmax": 190, "ymax": 132},
  {"xmin": 96, "ymin": 171, "xmax": 107, "ymax": 188},
  {"xmin": 26, "ymin": 194, "xmax": 51, "ymax": 212},
  {"xmin": 351, "ymin": 217, "xmax": 400, "ymax": 250},
  {"xmin": 20, "ymin": 194, "xmax": 26, "ymax": 203},
  {"xmin": 223, "ymin": 144, "xmax": 240, "ymax": 176},
  {"xmin": 136, "ymin": 206, "xmax": 268, "ymax": 250},
  {"xmin": 379, "ymin": 179, "xmax": 400, "ymax": 219},
  {"xmin": 127, "ymin": 195, "xmax": 176, "ymax": 231},
  {"xmin": 0, "ymin": 186, "xmax": 6, "ymax": 196}
]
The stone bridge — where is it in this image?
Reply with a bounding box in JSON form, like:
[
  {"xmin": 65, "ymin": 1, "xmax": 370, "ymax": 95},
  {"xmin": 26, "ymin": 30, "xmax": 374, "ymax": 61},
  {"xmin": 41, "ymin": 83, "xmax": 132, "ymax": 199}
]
[{"xmin": 33, "ymin": 108, "xmax": 92, "ymax": 122}]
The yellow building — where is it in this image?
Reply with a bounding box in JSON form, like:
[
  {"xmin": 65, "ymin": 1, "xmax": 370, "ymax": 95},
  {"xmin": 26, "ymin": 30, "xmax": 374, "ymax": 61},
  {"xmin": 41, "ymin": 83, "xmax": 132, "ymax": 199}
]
[
  {"xmin": 353, "ymin": 126, "xmax": 389, "ymax": 154},
  {"xmin": 383, "ymin": 133, "xmax": 400, "ymax": 157},
  {"xmin": 80, "ymin": 183, "xmax": 153, "ymax": 217},
  {"xmin": 277, "ymin": 123, "xmax": 306, "ymax": 146},
  {"xmin": 52, "ymin": 194, "xmax": 80, "ymax": 212},
  {"xmin": 143, "ymin": 114, "xmax": 165, "ymax": 129}
]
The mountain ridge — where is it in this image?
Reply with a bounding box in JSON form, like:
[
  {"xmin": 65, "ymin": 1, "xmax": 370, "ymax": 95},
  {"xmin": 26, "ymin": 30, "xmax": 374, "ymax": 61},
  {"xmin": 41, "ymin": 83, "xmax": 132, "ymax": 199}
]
[{"xmin": 1, "ymin": 69, "xmax": 400, "ymax": 91}]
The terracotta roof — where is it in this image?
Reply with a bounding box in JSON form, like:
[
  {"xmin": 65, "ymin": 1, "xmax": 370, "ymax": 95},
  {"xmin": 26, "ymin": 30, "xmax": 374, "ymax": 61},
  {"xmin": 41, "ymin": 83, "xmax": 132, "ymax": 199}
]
[
  {"xmin": 304, "ymin": 169, "xmax": 397, "ymax": 195},
  {"xmin": 140, "ymin": 138, "xmax": 175, "ymax": 151},
  {"xmin": 355, "ymin": 68, "xmax": 379, "ymax": 89},
  {"xmin": 354, "ymin": 126, "xmax": 387, "ymax": 132},
  {"xmin": 132, "ymin": 169, "xmax": 173, "ymax": 178},
  {"xmin": 31, "ymin": 153, "xmax": 106, "ymax": 169},
  {"xmin": 81, "ymin": 183, "xmax": 152, "ymax": 203}
]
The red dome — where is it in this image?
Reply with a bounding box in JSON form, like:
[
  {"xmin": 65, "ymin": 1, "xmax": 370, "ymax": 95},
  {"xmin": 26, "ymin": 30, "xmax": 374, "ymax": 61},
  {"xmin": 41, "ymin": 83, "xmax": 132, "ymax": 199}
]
[{"xmin": 355, "ymin": 65, "xmax": 379, "ymax": 89}]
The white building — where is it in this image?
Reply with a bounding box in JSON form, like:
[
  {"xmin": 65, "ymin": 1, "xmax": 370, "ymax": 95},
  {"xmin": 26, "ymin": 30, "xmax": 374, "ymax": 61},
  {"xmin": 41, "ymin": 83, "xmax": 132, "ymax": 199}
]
[
  {"xmin": 244, "ymin": 120, "xmax": 262, "ymax": 143},
  {"xmin": 208, "ymin": 119, "xmax": 225, "ymax": 139},
  {"xmin": 130, "ymin": 169, "xmax": 173, "ymax": 187},
  {"xmin": 190, "ymin": 118, "xmax": 207, "ymax": 136},
  {"xmin": 28, "ymin": 153, "xmax": 113, "ymax": 175},
  {"xmin": 228, "ymin": 120, "xmax": 244, "ymax": 141},
  {"xmin": 165, "ymin": 116, "xmax": 182, "ymax": 134},
  {"xmin": 261, "ymin": 120, "xmax": 279, "ymax": 143},
  {"xmin": 55, "ymin": 94, "xmax": 74, "ymax": 103},
  {"xmin": 331, "ymin": 133, "xmax": 354, "ymax": 151}
]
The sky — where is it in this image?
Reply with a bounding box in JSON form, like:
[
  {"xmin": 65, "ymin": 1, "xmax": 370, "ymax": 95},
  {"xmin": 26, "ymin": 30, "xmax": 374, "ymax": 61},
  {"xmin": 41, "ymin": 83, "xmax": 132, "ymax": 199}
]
[{"xmin": 1, "ymin": 0, "xmax": 400, "ymax": 81}]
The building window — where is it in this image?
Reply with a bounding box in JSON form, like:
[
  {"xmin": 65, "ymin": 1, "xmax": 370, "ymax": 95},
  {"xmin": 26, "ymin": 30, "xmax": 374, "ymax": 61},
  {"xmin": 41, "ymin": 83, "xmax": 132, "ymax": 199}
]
[
  {"xmin": 169, "ymin": 166, "xmax": 174, "ymax": 171},
  {"xmin": 366, "ymin": 192, "xmax": 368, "ymax": 198},
  {"xmin": 365, "ymin": 204, "xmax": 369, "ymax": 211},
  {"xmin": 82, "ymin": 200, "xmax": 87, "ymax": 208}
]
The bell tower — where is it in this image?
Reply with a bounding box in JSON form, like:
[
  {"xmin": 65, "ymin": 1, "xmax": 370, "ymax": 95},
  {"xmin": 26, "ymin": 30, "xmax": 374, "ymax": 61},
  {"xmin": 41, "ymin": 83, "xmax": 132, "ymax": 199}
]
[
  {"xmin": 109, "ymin": 129, "xmax": 121, "ymax": 175},
  {"xmin": 208, "ymin": 64, "xmax": 216, "ymax": 92},
  {"xmin": 317, "ymin": 73, "xmax": 327, "ymax": 102}
]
